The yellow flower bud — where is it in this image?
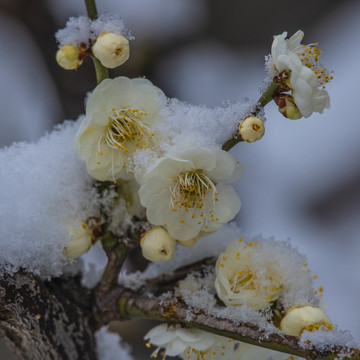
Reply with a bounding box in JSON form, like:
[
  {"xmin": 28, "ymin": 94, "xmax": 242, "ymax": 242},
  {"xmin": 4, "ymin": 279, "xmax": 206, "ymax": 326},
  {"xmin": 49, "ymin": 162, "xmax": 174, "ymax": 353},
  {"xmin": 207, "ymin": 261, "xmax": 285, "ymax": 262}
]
[
  {"xmin": 140, "ymin": 226, "xmax": 176, "ymax": 262},
  {"xmin": 92, "ymin": 33, "xmax": 130, "ymax": 68},
  {"xmin": 56, "ymin": 45, "xmax": 83, "ymax": 70},
  {"xmin": 280, "ymin": 305, "xmax": 334, "ymax": 336},
  {"xmin": 238, "ymin": 116, "xmax": 265, "ymax": 143},
  {"xmin": 274, "ymin": 94, "xmax": 302, "ymax": 120},
  {"xmin": 64, "ymin": 223, "xmax": 92, "ymax": 259}
]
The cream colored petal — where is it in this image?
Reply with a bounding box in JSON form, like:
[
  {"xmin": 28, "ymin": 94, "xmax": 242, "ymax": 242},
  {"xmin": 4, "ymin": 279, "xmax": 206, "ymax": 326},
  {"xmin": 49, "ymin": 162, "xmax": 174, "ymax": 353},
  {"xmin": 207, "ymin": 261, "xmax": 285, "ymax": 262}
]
[
  {"xmin": 275, "ymin": 53, "xmax": 302, "ymax": 74},
  {"xmin": 145, "ymin": 157, "xmax": 194, "ymax": 180},
  {"xmin": 312, "ymin": 89, "xmax": 330, "ymax": 113},
  {"xmin": 292, "ymin": 77, "xmax": 314, "ymax": 118},
  {"xmin": 166, "ymin": 208, "xmax": 203, "ymax": 241},
  {"xmin": 164, "ymin": 338, "xmax": 189, "ymax": 356},
  {"xmin": 144, "ymin": 324, "xmax": 177, "ymax": 345},
  {"xmin": 145, "ymin": 189, "xmax": 171, "ymax": 225},
  {"xmin": 271, "ymin": 32, "xmax": 288, "ymax": 65},
  {"xmin": 180, "ymin": 148, "xmax": 217, "ymax": 173},
  {"xmin": 205, "ymin": 150, "xmax": 240, "ymax": 182},
  {"xmin": 287, "ymin": 30, "xmax": 304, "ymax": 50},
  {"xmin": 138, "ymin": 176, "xmax": 173, "ymax": 207},
  {"xmin": 206, "ymin": 184, "xmax": 241, "ymax": 224}
]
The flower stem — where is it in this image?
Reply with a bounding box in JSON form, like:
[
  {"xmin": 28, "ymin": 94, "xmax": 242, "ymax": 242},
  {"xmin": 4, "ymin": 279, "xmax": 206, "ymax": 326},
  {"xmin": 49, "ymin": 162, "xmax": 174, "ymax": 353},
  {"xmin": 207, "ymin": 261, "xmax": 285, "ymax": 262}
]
[
  {"xmin": 221, "ymin": 82, "xmax": 280, "ymax": 152},
  {"xmin": 253, "ymin": 81, "xmax": 280, "ymax": 113},
  {"xmin": 84, "ymin": 0, "xmax": 109, "ymax": 84},
  {"xmin": 85, "ymin": 0, "xmax": 98, "ymax": 20},
  {"xmin": 93, "ymin": 57, "xmax": 109, "ymax": 84}
]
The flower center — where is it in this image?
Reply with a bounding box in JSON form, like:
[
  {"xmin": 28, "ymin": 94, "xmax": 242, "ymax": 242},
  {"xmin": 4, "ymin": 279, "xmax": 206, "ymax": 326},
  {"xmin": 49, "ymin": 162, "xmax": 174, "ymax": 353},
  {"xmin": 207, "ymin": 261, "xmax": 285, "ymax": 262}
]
[
  {"xmin": 219, "ymin": 247, "xmax": 283, "ymax": 303},
  {"xmin": 105, "ymin": 107, "xmax": 153, "ymax": 153},
  {"xmin": 169, "ymin": 171, "xmax": 220, "ymax": 227},
  {"xmin": 170, "ymin": 171, "xmax": 217, "ymax": 211},
  {"xmin": 230, "ymin": 268, "xmax": 256, "ymax": 293},
  {"xmin": 295, "ymin": 42, "xmax": 334, "ymax": 88}
]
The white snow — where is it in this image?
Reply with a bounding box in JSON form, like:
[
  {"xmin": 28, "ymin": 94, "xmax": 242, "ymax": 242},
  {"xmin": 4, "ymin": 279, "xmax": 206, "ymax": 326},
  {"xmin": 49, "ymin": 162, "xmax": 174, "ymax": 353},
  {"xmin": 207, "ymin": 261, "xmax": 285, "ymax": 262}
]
[
  {"xmin": 96, "ymin": 326, "xmax": 134, "ymax": 360},
  {"xmin": 55, "ymin": 14, "xmax": 132, "ymax": 48},
  {"xmin": 300, "ymin": 328, "xmax": 360, "ymax": 355},
  {"xmin": 0, "ymin": 120, "xmax": 100, "ymax": 277},
  {"xmin": 55, "ymin": 16, "xmax": 92, "ymax": 46},
  {"xmin": 155, "ymin": 98, "xmax": 256, "ymax": 154}
]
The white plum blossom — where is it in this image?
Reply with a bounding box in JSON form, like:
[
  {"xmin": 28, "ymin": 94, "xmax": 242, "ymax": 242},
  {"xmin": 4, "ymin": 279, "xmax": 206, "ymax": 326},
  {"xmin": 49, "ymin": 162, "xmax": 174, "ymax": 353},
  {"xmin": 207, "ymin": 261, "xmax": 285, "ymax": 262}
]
[
  {"xmin": 74, "ymin": 76, "xmax": 166, "ymax": 181},
  {"xmin": 271, "ymin": 30, "xmax": 332, "ymax": 118},
  {"xmin": 144, "ymin": 324, "xmax": 239, "ymax": 360},
  {"xmin": 138, "ymin": 148, "xmax": 243, "ymax": 241},
  {"xmin": 215, "ymin": 239, "xmax": 283, "ymax": 309}
]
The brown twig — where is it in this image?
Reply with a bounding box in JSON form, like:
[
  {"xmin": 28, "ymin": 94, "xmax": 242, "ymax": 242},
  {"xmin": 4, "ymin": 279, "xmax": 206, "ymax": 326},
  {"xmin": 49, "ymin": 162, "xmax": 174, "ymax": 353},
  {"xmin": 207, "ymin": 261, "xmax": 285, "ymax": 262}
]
[
  {"xmin": 96, "ymin": 288, "xmax": 359, "ymax": 360},
  {"xmin": 91, "ymin": 254, "xmax": 360, "ymax": 360},
  {"xmin": 94, "ymin": 215, "xmax": 148, "ymax": 298}
]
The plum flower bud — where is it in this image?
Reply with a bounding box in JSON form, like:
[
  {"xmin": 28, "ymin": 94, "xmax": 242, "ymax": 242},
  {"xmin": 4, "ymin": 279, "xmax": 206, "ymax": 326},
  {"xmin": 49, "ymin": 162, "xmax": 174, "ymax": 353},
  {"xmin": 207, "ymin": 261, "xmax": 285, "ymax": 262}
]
[
  {"xmin": 140, "ymin": 226, "xmax": 176, "ymax": 262},
  {"xmin": 64, "ymin": 223, "xmax": 92, "ymax": 259},
  {"xmin": 274, "ymin": 94, "xmax": 302, "ymax": 120},
  {"xmin": 280, "ymin": 305, "xmax": 334, "ymax": 336},
  {"xmin": 56, "ymin": 45, "xmax": 83, "ymax": 70},
  {"xmin": 238, "ymin": 116, "xmax": 265, "ymax": 143},
  {"xmin": 92, "ymin": 32, "xmax": 130, "ymax": 68}
]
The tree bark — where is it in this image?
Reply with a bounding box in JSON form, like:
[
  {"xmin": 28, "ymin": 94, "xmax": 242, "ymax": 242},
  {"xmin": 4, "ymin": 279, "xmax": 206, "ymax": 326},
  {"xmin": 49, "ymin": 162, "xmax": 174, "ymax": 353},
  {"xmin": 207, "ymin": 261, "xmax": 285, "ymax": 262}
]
[{"xmin": 0, "ymin": 272, "xmax": 97, "ymax": 360}]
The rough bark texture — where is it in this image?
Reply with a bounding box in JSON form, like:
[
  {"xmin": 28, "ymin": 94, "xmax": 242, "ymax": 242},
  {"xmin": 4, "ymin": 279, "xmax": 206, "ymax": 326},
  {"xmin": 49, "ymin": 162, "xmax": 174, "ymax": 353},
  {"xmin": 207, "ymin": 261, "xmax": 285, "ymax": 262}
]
[{"xmin": 0, "ymin": 272, "xmax": 97, "ymax": 360}]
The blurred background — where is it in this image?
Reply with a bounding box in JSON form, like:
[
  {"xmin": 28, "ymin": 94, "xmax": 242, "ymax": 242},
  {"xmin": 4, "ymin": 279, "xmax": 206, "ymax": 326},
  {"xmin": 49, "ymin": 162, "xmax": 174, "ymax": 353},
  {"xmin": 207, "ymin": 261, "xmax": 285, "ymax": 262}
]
[{"xmin": 0, "ymin": 0, "xmax": 359, "ymax": 358}]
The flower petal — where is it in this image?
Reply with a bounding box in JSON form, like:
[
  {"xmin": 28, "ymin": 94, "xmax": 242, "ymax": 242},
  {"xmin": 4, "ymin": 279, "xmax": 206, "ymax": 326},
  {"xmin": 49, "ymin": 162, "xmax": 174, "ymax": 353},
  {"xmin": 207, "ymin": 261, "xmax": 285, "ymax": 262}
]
[
  {"xmin": 145, "ymin": 189, "xmax": 171, "ymax": 225},
  {"xmin": 207, "ymin": 184, "xmax": 241, "ymax": 224}
]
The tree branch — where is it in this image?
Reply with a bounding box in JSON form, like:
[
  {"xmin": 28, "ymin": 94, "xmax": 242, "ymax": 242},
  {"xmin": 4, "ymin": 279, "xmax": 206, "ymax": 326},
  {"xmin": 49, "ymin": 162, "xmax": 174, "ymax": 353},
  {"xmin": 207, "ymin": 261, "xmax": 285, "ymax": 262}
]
[
  {"xmin": 94, "ymin": 215, "xmax": 149, "ymax": 301},
  {"xmin": 92, "ymin": 257, "xmax": 360, "ymax": 360}
]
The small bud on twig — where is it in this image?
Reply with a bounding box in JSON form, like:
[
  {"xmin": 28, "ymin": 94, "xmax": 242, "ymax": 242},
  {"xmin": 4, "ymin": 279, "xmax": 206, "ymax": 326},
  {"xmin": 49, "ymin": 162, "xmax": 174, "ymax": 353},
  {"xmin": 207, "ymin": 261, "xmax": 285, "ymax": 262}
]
[
  {"xmin": 140, "ymin": 226, "xmax": 176, "ymax": 262},
  {"xmin": 92, "ymin": 32, "xmax": 130, "ymax": 68},
  {"xmin": 56, "ymin": 45, "xmax": 84, "ymax": 70},
  {"xmin": 238, "ymin": 116, "xmax": 265, "ymax": 143}
]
